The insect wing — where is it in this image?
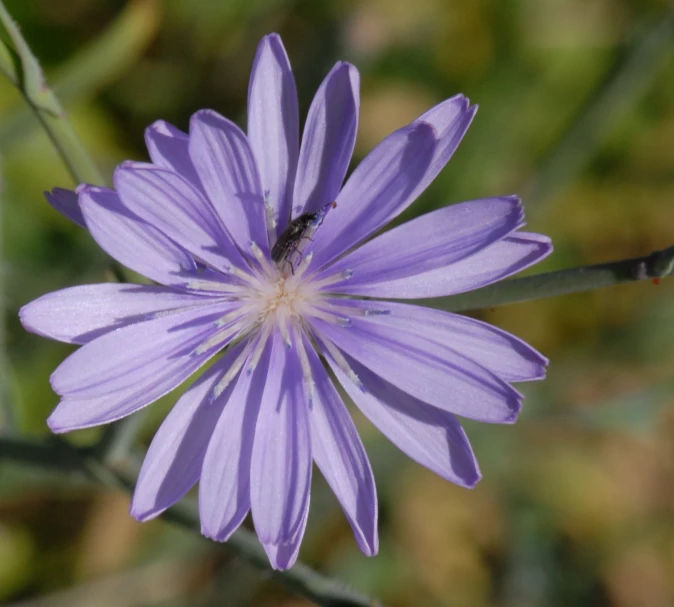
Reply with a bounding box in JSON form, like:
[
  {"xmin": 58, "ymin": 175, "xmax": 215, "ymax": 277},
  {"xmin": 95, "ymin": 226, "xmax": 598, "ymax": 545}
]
[{"xmin": 271, "ymin": 215, "xmax": 313, "ymax": 263}]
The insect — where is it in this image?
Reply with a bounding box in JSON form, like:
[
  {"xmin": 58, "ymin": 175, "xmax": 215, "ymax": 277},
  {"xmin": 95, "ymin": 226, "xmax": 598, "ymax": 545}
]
[{"xmin": 271, "ymin": 202, "xmax": 336, "ymax": 273}]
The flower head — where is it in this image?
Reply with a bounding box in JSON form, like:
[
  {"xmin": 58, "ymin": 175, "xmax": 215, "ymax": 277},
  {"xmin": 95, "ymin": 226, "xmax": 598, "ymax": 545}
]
[{"xmin": 22, "ymin": 34, "xmax": 552, "ymax": 569}]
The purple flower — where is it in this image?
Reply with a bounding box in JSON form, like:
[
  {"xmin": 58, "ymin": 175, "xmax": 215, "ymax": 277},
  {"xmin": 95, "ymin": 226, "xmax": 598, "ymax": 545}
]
[{"xmin": 21, "ymin": 34, "xmax": 552, "ymax": 570}]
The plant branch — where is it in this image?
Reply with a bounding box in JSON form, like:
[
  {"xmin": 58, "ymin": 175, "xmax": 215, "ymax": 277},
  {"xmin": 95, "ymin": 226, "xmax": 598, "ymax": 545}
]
[
  {"xmin": 0, "ymin": 0, "xmax": 104, "ymax": 184},
  {"xmin": 435, "ymin": 245, "xmax": 674, "ymax": 312},
  {"xmin": 0, "ymin": 436, "xmax": 383, "ymax": 607},
  {"xmin": 0, "ymin": 1, "xmax": 157, "ymax": 455},
  {"xmin": 0, "ymin": 0, "xmax": 160, "ymax": 148}
]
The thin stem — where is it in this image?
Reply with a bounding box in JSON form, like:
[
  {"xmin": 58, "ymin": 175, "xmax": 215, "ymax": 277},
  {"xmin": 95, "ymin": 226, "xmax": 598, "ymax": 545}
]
[
  {"xmin": 0, "ymin": 436, "xmax": 383, "ymax": 607},
  {"xmin": 164, "ymin": 500, "xmax": 383, "ymax": 607},
  {"xmin": 0, "ymin": 436, "xmax": 92, "ymax": 477},
  {"xmin": 0, "ymin": 0, "xmax": 104, "ymax": 185},
  {"xmin": 435, "ymin": 245, "xmax": 674, "ymax": 313},
  {"xmin": 95, "ymin": 410, "xmax": 149, "ymax": 466},
  {"xmin": 0, "ymin": 0, "xmax": 160, "ymax": 148},
  {"xmin": 0, "ymin": 1, "xmax": 149, "ymax": 453},
  {"xmin": 0, "ymin": 191, "xmax": 16, "ymax": 431}
]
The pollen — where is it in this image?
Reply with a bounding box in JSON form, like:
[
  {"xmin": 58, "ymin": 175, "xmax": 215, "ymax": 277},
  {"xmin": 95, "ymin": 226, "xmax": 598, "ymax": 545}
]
[{"xmin": 255, "ymin": 273, "xmax": 316, "ymax": 328}]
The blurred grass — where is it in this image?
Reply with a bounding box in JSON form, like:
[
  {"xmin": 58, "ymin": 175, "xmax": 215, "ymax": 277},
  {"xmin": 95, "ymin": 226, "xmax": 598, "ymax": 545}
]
[
  {"xmin": 0, "ymin": 0, "xmax": 161, "ymax": 152},
  {"xmin": 1, "ymin": 0, "xmax": 674, "ymax": 606}
]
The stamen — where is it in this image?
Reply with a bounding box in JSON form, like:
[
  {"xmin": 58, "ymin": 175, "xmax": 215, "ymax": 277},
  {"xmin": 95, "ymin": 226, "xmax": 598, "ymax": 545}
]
[
  {"xmin": 250, "ymin": 241, "xmax": 277, "ymax": 278},
  {"xmin": 186, "ymin": 262, "xmax": 263, "ymax": 292},
  {"xmin": 279, "ymin": 316, "xmax": 292, "ymax": 349},
  {"xmin": 308, "ymin": 307, "xmax": 352, "ymax": 326},
  {"xmin": 308, "ymin": 269, "xmax": 353, "ymax": 292},
  {"xmin": 293, "ymin": 252, "xmax": 314, "ymax": 279},
  {"xmin": 191, "ymin": 256, "xmax": 253, "ymax": 283},
  {"xmin": 185, "ymin": 278, "xmax": 249, "ymax": 295},
  {"xmin": 294, "ymin": 329, "xmax": 316, "ymax": 405},
  {"xmin": 264, "ymin": 191, "xmax": 278, "ymax": 252},
  {"xmin": 214, "ymin": 307, "xmax": 247, "ymax": 328},
  {"xmin": 228, "ymin": 264, "xmax": 260, "ymax": 284},
  {"xmin": 193, "ymin": 319, "xmax": 246, "ymax": 356},
  {"xmin": 246, "ymin": 323, "xmax": 272, "ymax": 374},
  {"xmin": 149, "ymin": 302, "xmax": 219, "ymax": 320},
  {"xmin": 364, "ymin": 308, "xmax": 391, "ymax": 316},
  {"xmin": 317, "ymin": 334, "xmax": 363, "ymax": 391},
  {"xmin": 212, "ymin": 338, "xmax": 256, "ymax": 399},
  {"xmin": 320, "ymin": 301, "xmax": 390, "ymax": 318},
  {"xmin": 264, "ymin": 197, "xmax": 277, "ymax": 230}
]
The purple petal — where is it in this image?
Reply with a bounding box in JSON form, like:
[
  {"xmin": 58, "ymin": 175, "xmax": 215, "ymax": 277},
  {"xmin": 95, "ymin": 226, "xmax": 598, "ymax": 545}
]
[
  {"xmin": 200, "ymin": 338, "xmax": 271, "ymax": 541},
  {"xmin": 408, "ymin": 95, "xmax": 477, "ymax": 200},
  {"xmin": 247, "ymin": 33, "xmax": 299, "ymax": 234},
  {"xmin": 293, "ymin": 62, "xmax": 359, "ymax": 216},
  {"xmin": 132, "ymin": 341, "xmax": 247, "ymax": 521},
  {"xmin": 45, "ymin": 187, "xmax": 85, "ymax": 227},
  {"xmin": 333, "ymin": 232, "xmax": 553, "ymax": 299},
  {"xmin": 332, "ymin": 300, "xmax": 547, "ymax": 383},
  {"xmin": 312, "ymin": 317, "xmax": 522, "ymax": 423},
  {"xmin": 114, "ymin": 164, "xmax": 247, "ymax": 274},
  {"xmin": 189, "ymin": 110, "xmax": 268, "ymax": 252},
  {"xmin": 20, "ymin": 283, "xmax": 217, "ymax": 345},
  {"xmin": 262, "ymin": 505, "xmax": 309, "ymax": 570},
  {"xmin": 328, "ymin": 353, "xmax": 481, "ymax": 488},
  {"xmin": 310, "ymin": 122, "xmax": 436, "ymax": 270},
  {"xmin": 48, "ymin": 302, "xmax": 235, "ymax": 432},
  {"xmin": 250, "ymin": 332, "xmax": 312, "ymax": 546},
  {"xmin": 325, "ymin": 196, "xmax": 524, "ymax": 289},
  {"xmin": 304, "ymin": 337, "xmax": 378, "ymax": 556},
  {"xmin": 79, "ymin": 186, "xmax": 198, "ymax": 288},
  {"xmin": 145, "ymin": 120, "xmax": 203, "ymax": 192}
]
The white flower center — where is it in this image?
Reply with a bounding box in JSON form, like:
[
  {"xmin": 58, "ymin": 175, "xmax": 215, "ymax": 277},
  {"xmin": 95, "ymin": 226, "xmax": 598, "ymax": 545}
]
[{"xmin": 260, "ymin": 275, "xmax": 310, "ymax": 318}]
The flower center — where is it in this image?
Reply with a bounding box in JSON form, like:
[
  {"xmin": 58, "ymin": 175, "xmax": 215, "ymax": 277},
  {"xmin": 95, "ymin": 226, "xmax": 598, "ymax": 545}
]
[{"xmin": 256, "ymin": 272, "xmax": 316, "ymax": 329}]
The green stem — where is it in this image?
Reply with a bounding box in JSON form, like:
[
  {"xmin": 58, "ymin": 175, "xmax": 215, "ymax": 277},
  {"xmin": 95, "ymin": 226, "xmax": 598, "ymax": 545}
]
[
  {"xmin": 436, "ymin": 245, "xmax": 674, "ymax": 313},
  {"xmin": 95, "ymin": 410, "xmax": 149, "ymax": 466},
  {"xmin": 33, "ymin": 107, "xmax": 105, "ymax": 185},
  {"xmin": 0, "ymin": 0, "xmax": 104, "ymax": 185},
  {"xmin": 0, "ymin": 0, "xmax": 160, "ymax": 148},
  {"xmin": 0, "ymin": 2, "xmax": 149, "ymax": 448},
  {"xmin": 0, "ymin": 436, "xmax": 383, "ymax": 607}
]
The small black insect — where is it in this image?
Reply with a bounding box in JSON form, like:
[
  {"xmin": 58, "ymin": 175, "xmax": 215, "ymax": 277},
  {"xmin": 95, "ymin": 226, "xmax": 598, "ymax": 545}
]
[{"xmin": 271, "ymin": 202, "xmax": 336, "ymax": 272}]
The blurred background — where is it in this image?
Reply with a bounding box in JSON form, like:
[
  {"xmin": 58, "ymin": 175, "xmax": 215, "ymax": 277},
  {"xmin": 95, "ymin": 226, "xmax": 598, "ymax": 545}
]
[{"xmin": 2, "ymin": 0, "xmax": 674, "ymax": 605}]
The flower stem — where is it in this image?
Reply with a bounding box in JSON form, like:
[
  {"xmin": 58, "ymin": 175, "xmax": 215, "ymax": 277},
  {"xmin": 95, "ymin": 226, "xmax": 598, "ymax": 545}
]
[
  {"xmin": 0, "ymin": 2, "xmax": 155, "ymax": 455},
  {"xmin": 0, "ymin": 0, "xmax": 104, "ymax": 185},
  {"xmin": 436, "ymin": 245, "xmax": 674, "ymax": 313},
  {"xmin": 0, "ymin": 0, "xmax": 160, "ymax": 148},
  {"xmin": 0, "ymin": 435, "xmax": 384, "ymax": 607}
]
